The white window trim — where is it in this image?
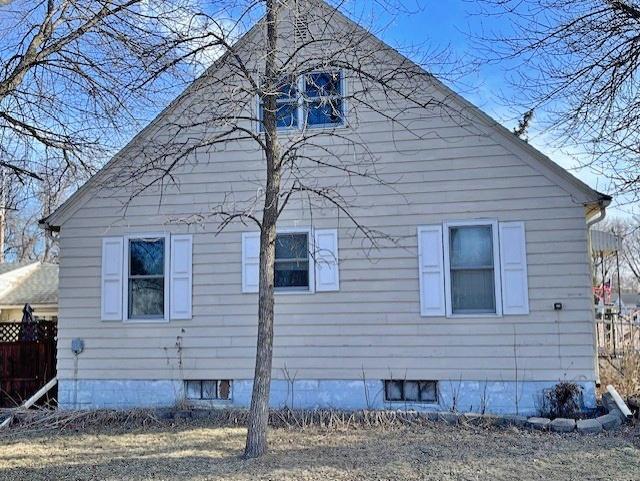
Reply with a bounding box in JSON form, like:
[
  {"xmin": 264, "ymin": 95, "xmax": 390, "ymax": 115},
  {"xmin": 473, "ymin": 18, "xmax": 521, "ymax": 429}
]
[
  {"xmin": 123, "ymin": 232, "xmax": 170, "ymax": 323},
  {"xmin": 442, "ymin": 219, "xmax": 503, "ymax": 318},
  {"xmin": 274, "ymin": 226, "xmax": 316, "ymax": 294},
  {"xmin": 255, "ymin": 70, "xmax": 347, "ymax": 133}
]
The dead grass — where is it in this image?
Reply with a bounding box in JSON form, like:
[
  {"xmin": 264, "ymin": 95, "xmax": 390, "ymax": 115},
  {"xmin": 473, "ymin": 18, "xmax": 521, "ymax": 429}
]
[
  {"xmin": 599, "ymin": 353, "xmax": 640, "ymax": 398},
  {"xmin": 0, "ymin": 418, "xmax": 638, "ymax": 481}
]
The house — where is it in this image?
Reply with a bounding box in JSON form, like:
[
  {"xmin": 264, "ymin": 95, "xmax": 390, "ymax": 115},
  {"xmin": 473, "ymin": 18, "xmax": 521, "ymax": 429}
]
[
  {"xmin": 40, "ymin": 1, "xmax": 610, "ymax": 414},
  {"xmin": 0, "ymin": 262, "xmax": 58, "ymax": 322}
]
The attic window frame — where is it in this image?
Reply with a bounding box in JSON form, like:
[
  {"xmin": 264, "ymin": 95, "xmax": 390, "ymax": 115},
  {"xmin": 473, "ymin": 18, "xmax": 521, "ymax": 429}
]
[{"xmin": 257, "ymin": 70, "xmax": 346, "ymax": 132}]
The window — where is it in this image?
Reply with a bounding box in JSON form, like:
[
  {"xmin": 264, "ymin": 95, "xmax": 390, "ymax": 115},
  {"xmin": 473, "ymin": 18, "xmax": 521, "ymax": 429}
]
[
  {"xmin": 185, "ymin": 380, "xmax": 231, "ymax": 400},
  {"xmin": 304, "ymin": 71, "xmax": 344, "ymax": 127},
  {"xmin": 259, "ymin": 79, "xmax": 299, "ymax": 130},
  {"xmin": 446, "ymin": 223, "xmax": 498, "ymax": 315},
  {"xmin": 258, "ymin": 71, "xmax": 344, "ymax": 131},
  {"xmin": 275, "ymin": 232, "xmax": 310, "ymax": 290},
  {"xmin": 128, "ymin": 237, "xmax": 165, "ymax": 319},
  {"xmin": 384, "ymin": 380, "xmax": 438, "ymax": 403}
]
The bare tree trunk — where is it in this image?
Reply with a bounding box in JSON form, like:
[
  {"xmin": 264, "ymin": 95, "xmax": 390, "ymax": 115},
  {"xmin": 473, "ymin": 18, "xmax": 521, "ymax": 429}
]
[
  {"xmin": 0, "ymin": 168, "xmax": 5, "ymax": 263},
  {"xmin": 244, "ymin": 0, "xmax": 280, "ymax": 459}
]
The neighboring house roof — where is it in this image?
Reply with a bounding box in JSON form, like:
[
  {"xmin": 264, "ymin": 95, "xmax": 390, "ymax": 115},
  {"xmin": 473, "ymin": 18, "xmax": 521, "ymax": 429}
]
[
  {"xmin": 0, "ymin": 262, "xmax": 59, "ymax": 307},
  {"xmin": 39, "ymin": 0, "xmax": 611, "ymax": 230},
  {"xmin": 0, "ymin": 262, "xmax": 30, "ymax": 275}
]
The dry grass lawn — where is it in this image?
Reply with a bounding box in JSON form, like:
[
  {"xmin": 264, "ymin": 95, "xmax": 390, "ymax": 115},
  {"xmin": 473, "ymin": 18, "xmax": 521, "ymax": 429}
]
[{"xmin": 0, "ymin": 420, "xmax": 638, "ymax": 481}]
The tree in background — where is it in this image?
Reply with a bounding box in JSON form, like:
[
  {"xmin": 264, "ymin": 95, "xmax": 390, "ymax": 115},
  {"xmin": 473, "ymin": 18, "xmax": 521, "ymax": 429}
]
[
  {"xmin": 475, "ymin": 0, "xmax": 640, "ymax": 202},
  {"xmin": 0, "ymin": 0, "xmax": 226, "ymax": 261}
]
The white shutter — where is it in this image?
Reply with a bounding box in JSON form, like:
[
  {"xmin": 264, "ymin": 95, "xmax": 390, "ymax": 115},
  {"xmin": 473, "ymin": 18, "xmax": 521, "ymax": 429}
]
[
  {"xmin": 418, "ymin": 225, "xmax": 446, "ymax": 316},
  {"xmin": 242, "ymin": 232, "xmax": 260, "ymax": 293},
  {"xmin": 101, "ymin": 237, "xmax": 124, "ymax": 321},
  {"xmin": 499, "ymin": 221, "xmax": 529, "ymax": 315},
  {"xmin": 170, "ymin": 234, "xmax": 193, "ymax": 319},
  {"xmin": 314, "ymin": 229, "xmax": 339, "ymax": 291}
]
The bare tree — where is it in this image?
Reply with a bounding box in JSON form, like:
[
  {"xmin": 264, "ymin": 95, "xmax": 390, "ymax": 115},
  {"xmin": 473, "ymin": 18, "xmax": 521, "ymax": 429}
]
[
  {"xmin": 604, "ymin": 217, "xmax": 640, "ymax": 291},
  {"xmin": 1, "ymin": 0, "xmax": 231, "ymax": 259},
  {"xmin": 473, "ymin": 0, "xmax": 640, "ymax": 201},
  {"xmin": 95, "ymin": 0, "xmax": 459, "ymax": 457}
]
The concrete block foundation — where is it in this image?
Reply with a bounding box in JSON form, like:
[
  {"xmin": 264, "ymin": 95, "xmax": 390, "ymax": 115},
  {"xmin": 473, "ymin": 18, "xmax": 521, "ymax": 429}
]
[{"xmin": 58, "ymin": 378, "xmax": 597, "ymax": 416}]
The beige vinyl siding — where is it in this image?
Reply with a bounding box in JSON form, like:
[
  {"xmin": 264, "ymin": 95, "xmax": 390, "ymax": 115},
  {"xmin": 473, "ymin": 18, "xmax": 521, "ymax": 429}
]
[
  {"xmin": 55, "ymin": 126, "xmax": 596, "ymax": 384},
  {"xmin": 52, "ymin": 16, "xmax": 598, "ymax": 384}
]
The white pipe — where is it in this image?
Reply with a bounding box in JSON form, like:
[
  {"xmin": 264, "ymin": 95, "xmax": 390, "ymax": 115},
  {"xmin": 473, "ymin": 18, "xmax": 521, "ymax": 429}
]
[{"xmin": 0, "ymin": 377, "xmax": 58, "ymax": 429}]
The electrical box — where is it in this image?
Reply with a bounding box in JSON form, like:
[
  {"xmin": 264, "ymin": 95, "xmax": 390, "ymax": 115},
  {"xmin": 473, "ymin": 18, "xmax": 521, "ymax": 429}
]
[{"xmin": 71, "ymin": 338, "xmax": 84, "ymax": 355}]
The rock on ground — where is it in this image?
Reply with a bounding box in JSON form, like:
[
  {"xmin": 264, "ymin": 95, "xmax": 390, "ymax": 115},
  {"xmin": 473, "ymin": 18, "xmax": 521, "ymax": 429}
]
[
  {"xmin": 597, "ymin": 413, "xmax": 623, "ymax": 431},
  {"xmin": 576, "ymin": 418, "xmax": 603, "ymax": 434},
  {"xmin": 550, "ymin": 418, "xmax": 576, "ymax": 433},
  {"xmin": 527, "ymin": 417, "xmax": 551, "ymax": 430}
]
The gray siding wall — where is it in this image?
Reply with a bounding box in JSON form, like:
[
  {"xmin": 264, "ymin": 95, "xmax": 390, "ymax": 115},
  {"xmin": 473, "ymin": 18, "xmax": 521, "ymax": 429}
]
[{"xmin": 55, "ymin": 96, "xmax": 597, "ymax": 385}]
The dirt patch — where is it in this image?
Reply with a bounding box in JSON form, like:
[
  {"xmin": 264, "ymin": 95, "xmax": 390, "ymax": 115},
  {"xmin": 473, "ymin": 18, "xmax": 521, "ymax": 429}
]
[{"xmin": 0, "ymin": 419, "xmax": 638, "ymax": 481}]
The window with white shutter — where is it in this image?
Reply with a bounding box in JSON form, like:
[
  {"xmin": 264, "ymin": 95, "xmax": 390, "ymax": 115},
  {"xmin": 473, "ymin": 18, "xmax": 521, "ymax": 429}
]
[
  {"xmin": 102, "ymin": 233, "xmax": 193, "ymax": 322},
  {"xmin": 499, "ymin": 222, "xmax": 529, "ymax": 315},
  {"xmin": 101, "ymin": 237, "xmax": 124, "ymax": 321},
  {"xmin": 420, "ymin": 219, "xmax": 529, "ymax": 318}
]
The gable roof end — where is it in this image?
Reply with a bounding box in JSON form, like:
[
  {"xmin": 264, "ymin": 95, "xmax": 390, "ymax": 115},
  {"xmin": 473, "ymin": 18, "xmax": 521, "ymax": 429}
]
[{"xmin": 40, "ymin": 0, "xmax": 610, "ymax": 230}]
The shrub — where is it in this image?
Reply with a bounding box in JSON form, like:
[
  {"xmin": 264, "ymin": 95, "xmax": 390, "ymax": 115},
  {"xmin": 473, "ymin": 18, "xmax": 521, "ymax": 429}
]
[{"xmin": 539, "ymin": 381, "xmax": 582, "ymax": 418}]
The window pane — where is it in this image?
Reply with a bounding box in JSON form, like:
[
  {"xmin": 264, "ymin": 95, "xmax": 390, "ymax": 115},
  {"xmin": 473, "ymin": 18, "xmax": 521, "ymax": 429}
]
[
  {"xmin": 450, "ymin": 226, "xmax": 493, "ymax": 268},
  {"xmin": 274, "ymin": 260, "xmax": 309, "ymax": 288},
  {"xmin": 218, "ymin": 380, "xmax": 231, "ymax": 400},
  {"xmin": 276, "ymin": 102, "xmax": 298, "ymax": 128},
  {"xmin": 307, "ymin": 99, "xmax": 343, "ymax": 126},
  {"xmin": 419, "ymin": 381, "xmax": 438, "ymax": 402},
  {"xmin": 130, "ymin": 238, "xmax": 164, "ymax": 276},
  {"xmin": 128, "ymin": 278, "xmax": 164, "ymax": 318},
  {"xmin": 385, "ymin": 380, "xmax": 403, "ymax": 401},
  {"xmin": 201, "ymin": 380, "xmax": 218, "ymax": 400},
  {"xmin": 185, "ymin": 380, "xmax": 201, "ymax": 400},
  {"xmin": 305, "ymin": 72, "xmax": 341, "ymax": 97},
  {"xmin": 404, "ymin": 381, "xmax": 419, "ymax": 401},
  {"xmin": 451, "ymin": 269, "xmax": 495, "ymax": 313},
  {"xmin": 277, "ymin": 80, "xmax": 297, "ymax": 99},
  {"xmin": 276, "ymin": 233, "xmax": 308, "ymax": 260},
  {"xmin": 259, "ymin": 102, "xmax": 298, "ymax": 130}
]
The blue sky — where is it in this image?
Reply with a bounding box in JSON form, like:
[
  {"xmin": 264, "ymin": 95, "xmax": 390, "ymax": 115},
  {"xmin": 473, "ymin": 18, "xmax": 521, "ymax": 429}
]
[{"xmin": 348, "ymin": 0, "xmax": 624, "ymax": 216}]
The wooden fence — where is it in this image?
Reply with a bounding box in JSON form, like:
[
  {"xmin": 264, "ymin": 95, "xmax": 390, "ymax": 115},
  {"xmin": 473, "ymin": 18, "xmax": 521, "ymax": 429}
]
[{"xmin": 0, "ymin": 321, "xmax": 57, "ymax": 407}]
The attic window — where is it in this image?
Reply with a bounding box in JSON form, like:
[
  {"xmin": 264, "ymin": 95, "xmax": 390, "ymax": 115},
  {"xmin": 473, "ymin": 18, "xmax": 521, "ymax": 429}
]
[{"xmin": 258, "ymin": 71, "xmax": 345, "ymax": 131}]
